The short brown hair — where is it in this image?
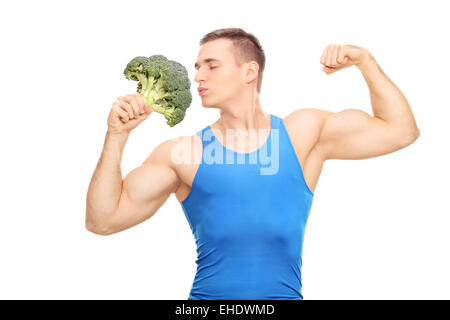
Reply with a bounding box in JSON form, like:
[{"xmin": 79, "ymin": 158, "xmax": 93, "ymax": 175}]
[{"xmin": 200, "ymin": 27, "xmax": 265, "ymax": 93}]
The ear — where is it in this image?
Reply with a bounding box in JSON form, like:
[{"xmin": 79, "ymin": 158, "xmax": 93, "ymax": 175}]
[{"xmin": 244, "ymin": 61, "xmax": 259, "ymax": 84}]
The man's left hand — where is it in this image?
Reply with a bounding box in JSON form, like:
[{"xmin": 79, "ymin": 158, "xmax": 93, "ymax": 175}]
[{"xmin": 320, "ymin": 44, "xmax": 371, "ymax": 75}]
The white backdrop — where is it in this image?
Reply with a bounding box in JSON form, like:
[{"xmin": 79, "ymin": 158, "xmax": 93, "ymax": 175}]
[{"xmin": 1, "ymin": 0, "xmax": 448, "ymax": 299}]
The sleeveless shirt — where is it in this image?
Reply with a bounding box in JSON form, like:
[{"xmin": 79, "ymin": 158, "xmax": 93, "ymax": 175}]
[{"xmin": 180, "ymin": 114, "xmax": 314, "ymax": 300}]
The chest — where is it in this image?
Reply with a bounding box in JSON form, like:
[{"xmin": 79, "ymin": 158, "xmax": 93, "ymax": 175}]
[{"xmin": 175, "ymin": 114, "xmax": 323, "ymax": 202}]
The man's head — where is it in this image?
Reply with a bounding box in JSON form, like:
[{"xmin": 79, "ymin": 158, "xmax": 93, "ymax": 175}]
[{"xmin": 194, "ymin": 28, "xmax": 265, "ymax": 109}]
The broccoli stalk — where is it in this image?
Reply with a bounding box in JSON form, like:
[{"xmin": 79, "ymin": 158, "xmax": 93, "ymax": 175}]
[
  {"xmin": 140, "ymin": 76, "xmax": 171, "ymax": 107},
  {"xmin": 123, "ymin": 55, "xmax": 192, "ymax": 127}
]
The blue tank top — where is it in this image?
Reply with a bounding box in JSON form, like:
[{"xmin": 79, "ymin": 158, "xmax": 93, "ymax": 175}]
[{"xmin": 180, "ymin": 113, "xmax": 314, "ymax": 300}]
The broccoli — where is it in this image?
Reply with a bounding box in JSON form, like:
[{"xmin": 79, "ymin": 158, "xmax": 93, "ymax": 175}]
[{"xmin": 123, "ymin": 54, "xmax": 192, "ymax": 127}]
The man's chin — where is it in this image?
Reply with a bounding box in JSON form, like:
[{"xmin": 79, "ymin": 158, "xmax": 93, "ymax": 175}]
[
  {"xmin": 201, "ymin": 98, "xmax": 223, "ymax": 109},
  {"xmin": 201, "ymin": 102, "xmax": 216, "ymax": 109},
  {"xmin": 202, "ymin": 105, "xmax": 221, "ymax": 110}
]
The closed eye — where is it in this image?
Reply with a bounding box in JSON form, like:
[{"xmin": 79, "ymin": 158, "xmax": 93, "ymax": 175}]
[{"xmin": 209, "ymin": 66, "xmax": 218, "ymax": 69}]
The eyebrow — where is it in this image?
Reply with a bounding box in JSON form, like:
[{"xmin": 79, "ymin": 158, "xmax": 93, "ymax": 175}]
[{"xmin": 195, "ymin": 58, "xmax": 221, "ymax": 69}]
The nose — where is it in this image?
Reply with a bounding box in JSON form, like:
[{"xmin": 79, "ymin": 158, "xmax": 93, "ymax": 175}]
[{"xmin": 194, "ymin": 69, "xmax": 205, "ymax": 84}]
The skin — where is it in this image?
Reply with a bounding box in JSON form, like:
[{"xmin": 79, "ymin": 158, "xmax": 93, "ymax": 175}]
[{"xmin": 86, "ymin": 39, "xmax": 420, "ymax": 235}]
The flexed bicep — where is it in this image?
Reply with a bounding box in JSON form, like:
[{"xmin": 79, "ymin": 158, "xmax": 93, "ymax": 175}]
[{"xmin": 99, "ymin": 140, "xmax": 181, "ymax": 235}]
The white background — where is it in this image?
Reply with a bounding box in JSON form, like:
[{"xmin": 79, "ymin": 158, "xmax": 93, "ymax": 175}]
[{"xmin": 1, "ymin": 0, "xmax": 448, "ymax": 299}]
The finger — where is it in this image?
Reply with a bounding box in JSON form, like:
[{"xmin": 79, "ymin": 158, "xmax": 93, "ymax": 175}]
[
  {"xmin": 117, "ymin": 99, "xmax": 134, "ymax": 119},
  {"xmin": 326, "ymin": 45, "xmax": 336, "ymax": 67},
  {"xmin": 123, "ymin": 95, "xmax": 140, "ymax": 118},
  {"xmin": 113, "ymin": 104, "xmax": 129, "ymax": 122},
  {"xmin": 134, "ymin": 94, "xmax": 146, "ymax": 114},
  {"xmin": 324, "ymin": 46, "xmax": 331, "ymax": 67},
  {"xmin": 130, "ymin": 95, "xmax": 142, "ymax": 116},
  {"xmin": 117, "ymin": 97, "xmax": 134, "ymax": 119},
  {"xmin": 327, "ymin": 64, "xmax": 343, "ymax": 74},
  {"xmin": 336, "ymin": 45, "xmax": 345, "ymax": 64},
  {"xmin": 331, "ymin": 45, "xmax": 340, "ymax": 66},
  {"xmin": 320, "ymin": 46, "xmax": 328, "ymax": 65},
  {"xmin": 323, "ymin": 66, "xmax": 333, "ymax": 75},
  {"xmin": 144, "ymin": 104, "xmax": 153, "ymax": 114}
]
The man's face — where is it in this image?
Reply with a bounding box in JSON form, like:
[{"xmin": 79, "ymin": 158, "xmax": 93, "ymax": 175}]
[{"xmin": 194, "ymin": 38, "xmax": 247, "ymax": 109}]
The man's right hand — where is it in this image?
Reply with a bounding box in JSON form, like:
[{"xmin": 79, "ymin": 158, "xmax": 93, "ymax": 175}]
[{"xmin": 107, "ymin": 93, "xmax": 153, "ymax": 134}]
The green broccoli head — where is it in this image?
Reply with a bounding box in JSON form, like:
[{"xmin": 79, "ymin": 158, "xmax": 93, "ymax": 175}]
[{"xmin": 123, "ymin": 54, "xmax": 192, "ymax": 127}]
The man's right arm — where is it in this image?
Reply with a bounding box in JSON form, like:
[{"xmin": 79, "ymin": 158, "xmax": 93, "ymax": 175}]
[{"xmin": 85, "ymin": 131, "xmax": 180, "ymax": 235}]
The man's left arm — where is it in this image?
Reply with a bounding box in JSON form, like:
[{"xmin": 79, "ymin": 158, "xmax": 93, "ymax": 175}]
[{"xmin": 312, "ymin": 44, "xmax": 420, "ymax": 161}]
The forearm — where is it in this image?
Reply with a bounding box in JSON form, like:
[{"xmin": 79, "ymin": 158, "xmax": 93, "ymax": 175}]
[
  {"xmin": 86, "ymin": 131, "xmax": 129, "ymax": 229},
  {"xmin": 357, "ymin": 54, "xmax": 420, "ymax": 136}
]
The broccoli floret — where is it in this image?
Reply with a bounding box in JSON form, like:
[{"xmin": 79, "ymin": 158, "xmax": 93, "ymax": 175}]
[{"xmin": 124, "ymin": 55, "xmax": 192, "ymax": 127}]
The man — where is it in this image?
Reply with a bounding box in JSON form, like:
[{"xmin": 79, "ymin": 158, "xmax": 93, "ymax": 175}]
[{"xmin": 86, "ymin": 28, "xmax": 420, "ymax": 300}]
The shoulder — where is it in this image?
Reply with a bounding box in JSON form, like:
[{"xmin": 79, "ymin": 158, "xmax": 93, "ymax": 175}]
[
  {"xmin": 143, "ymin": 134, "xmax": 202, "ymax": 169},
  {"xmin": 282, "ymin": 107, "xmax": 333, "ymax": 137},
  {"xmin": 283, "ymin": 107, "xmax": 333, "ymax": 128},
  {"xmin": 282, "ymin": 108, "xmax": 335, "ymax": 153}
]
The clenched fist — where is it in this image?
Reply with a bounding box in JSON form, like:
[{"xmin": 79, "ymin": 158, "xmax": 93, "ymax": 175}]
[
  {"xmin": 320, "ymin": 44, "xmax": 371, "ymax": 75},
  {"xmin": 107, "ymin": 93, "xmax": 153, "ymax": 134}
]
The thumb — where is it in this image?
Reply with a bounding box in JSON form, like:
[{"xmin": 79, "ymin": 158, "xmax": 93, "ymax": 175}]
[
  {"xmin": 323, "ymin": 66, "xmax": 340, "ymax": 75},
  {"xmin": 144, "ymin": 104, "xmax": 153, "ymax": 114}
]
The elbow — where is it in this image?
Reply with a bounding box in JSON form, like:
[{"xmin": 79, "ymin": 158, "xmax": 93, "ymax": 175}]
[
  {"xmin": 409, "ymin": 127, "xmax": 421, "ymax": 143},
  {"xmin": 398, "ymin": 127, "xmax": 420, "ymax": 148},
  {"xmin": 85, "ymin": 215, "xmax": 115, "ymax": 236}
]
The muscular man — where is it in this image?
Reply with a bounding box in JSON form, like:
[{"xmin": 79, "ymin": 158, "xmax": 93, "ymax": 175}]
[{"xmin": 86, "ymin": 28, "xmax": 420, "ymax": 300}]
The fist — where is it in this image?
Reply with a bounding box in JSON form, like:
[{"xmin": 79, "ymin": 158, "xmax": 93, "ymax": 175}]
[
  {"xmin": 320, "ymin": 44, "xmax": 371, "ymax": 75},
  {"xmin": 107, "ymin": 93, "xmax": 153, "ymax": 134}
]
